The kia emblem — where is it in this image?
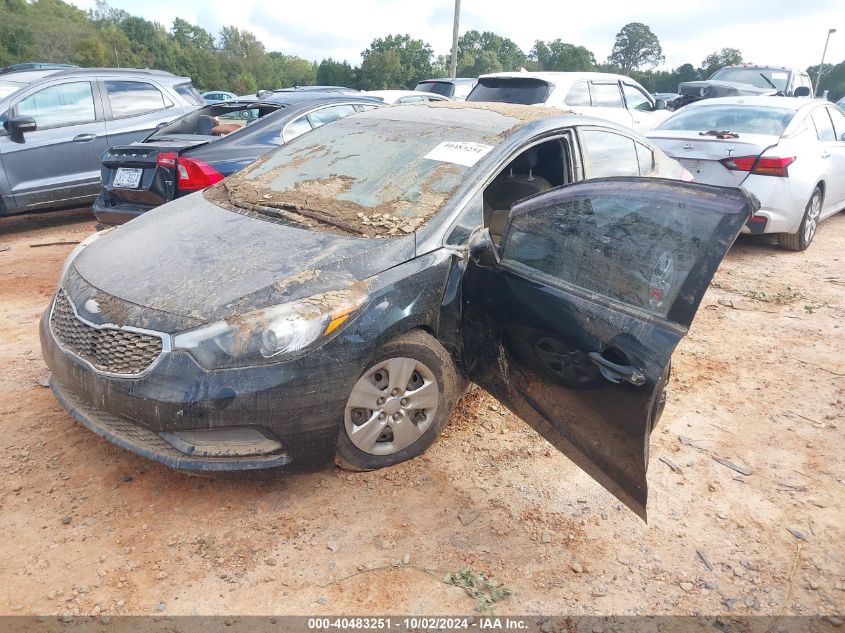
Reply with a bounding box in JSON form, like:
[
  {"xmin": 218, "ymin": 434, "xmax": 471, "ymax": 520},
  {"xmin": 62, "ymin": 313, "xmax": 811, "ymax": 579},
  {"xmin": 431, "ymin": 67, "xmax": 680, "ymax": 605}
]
[
  {"xmin": 83, "ymin": 298, "xmax": 101, "ymax": 314},
  {"xmin": 682, "ymin": 143, "xmax": 694, "ymax": 152}
]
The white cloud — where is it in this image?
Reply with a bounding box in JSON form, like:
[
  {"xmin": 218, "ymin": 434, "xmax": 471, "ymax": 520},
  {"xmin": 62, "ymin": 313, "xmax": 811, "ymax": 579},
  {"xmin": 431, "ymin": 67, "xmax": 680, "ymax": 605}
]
[{"xmin": 69, "ymin": 0, "xmax": 844, "ymax": 71}]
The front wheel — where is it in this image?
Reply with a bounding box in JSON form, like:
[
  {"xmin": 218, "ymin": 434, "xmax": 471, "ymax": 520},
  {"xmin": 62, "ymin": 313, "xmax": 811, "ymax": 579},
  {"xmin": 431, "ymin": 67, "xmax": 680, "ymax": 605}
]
[
  {"xmin": 336, "ymin": 330, "xmax": 459, "ymax": 471},
  {"xmin": 779, "ymin": 186, "xmax": 823, "ymax": 251}
]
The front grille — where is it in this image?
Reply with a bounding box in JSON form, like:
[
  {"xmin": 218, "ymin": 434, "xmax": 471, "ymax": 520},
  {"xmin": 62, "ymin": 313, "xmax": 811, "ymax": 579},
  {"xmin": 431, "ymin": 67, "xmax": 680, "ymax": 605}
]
[{"xmin": 50, "ymin": 290, "xmax": 163, "ymax": 375}]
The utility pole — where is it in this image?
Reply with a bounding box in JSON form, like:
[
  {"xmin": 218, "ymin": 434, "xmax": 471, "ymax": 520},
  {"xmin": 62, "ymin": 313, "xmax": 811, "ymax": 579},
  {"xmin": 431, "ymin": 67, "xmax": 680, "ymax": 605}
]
[
  {"xmin": 449, "ymin": 0, "xmax": 461, "ymax": 78},
  {"xmin": 817, "ymin": 28, "xmax": 836, "ymax": 86}
]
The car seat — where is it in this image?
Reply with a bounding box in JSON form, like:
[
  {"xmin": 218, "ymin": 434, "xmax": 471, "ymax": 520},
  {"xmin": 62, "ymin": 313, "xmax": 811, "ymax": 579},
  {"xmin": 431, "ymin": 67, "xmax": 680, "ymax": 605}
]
[
  {"xmin": 484, "ymin": 149, "xmax": 553, "ymax": 243},
  {"xmin": 195, "ymin": 115, "xmax": 219, "ymax": 136}
]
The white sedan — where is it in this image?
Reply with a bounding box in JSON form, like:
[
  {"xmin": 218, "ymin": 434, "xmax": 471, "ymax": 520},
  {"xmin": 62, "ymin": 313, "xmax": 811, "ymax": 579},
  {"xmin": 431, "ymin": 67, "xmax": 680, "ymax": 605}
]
[
  {"xmin": 363, "ymin": 90, "xmax": 450, "ymax": 105},
  {"xmin": 648, "ymin": 97, "xmax": 845, "ymax": 250}
]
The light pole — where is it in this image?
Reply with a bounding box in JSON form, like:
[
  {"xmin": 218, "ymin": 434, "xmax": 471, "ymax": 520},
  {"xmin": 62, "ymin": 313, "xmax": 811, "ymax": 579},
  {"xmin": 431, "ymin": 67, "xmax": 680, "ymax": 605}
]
[
  {"xmin": 449, "ymin": 0, "xmax": 461, "ymax": 78},
  {"xmin": 817, "ymin": 28, "xmax": 836, "ymax": 87}
]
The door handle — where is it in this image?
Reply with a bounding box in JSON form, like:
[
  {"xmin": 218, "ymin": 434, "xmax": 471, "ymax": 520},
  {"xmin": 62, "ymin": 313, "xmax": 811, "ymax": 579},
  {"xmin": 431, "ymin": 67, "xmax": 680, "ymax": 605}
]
[
  {"xmin": 73, "ymin": 134, "xmax": 97, "ymax": 143},
  {"xmin": 588, "ymin": 351, "xmax": 646, "ymax": 386},
  {"xmin": 821, "ymin": 151, "xmax": 830, "ymax": 159}
]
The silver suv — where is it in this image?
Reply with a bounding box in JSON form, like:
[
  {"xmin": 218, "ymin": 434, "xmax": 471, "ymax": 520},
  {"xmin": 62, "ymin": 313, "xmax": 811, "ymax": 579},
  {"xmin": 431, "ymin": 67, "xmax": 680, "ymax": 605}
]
[{"xmin": 0, "ymin": 67, "xmax": 202, "ymax": 216}]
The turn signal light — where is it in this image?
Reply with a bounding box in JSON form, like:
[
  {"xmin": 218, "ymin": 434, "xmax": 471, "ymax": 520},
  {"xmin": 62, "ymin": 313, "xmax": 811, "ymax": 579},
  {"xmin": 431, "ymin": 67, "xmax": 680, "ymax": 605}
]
[
  {"xmin": 175, "ymin": 157, "xmax": 224, "ymax": 191},
  {"xmin": 721, "ymin": 156, "xmax": 795, "ymax": 177}
]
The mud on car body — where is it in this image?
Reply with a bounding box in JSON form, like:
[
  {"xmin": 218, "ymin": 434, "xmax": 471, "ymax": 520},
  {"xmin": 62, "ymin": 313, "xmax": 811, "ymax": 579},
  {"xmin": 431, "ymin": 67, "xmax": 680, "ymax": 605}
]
[{"xmin": 41, "ymin": 103, "xmax": 756, "ymax": 519}]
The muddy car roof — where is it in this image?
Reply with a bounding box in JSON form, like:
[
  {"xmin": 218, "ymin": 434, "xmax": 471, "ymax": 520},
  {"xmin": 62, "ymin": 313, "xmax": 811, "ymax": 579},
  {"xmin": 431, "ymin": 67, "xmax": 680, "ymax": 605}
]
[{"xmin": 352, "ymin": 101, "xmax": 580, "ymax": 136}]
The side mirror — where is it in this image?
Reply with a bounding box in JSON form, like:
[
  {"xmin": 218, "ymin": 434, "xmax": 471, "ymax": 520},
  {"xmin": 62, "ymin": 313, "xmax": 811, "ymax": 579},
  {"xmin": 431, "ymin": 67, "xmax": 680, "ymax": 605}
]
[
  {"xmin": 793, "ymin": 86, "xmax": 811, "ymax": 98},
  {"xmin": 5, "ymin": 116, "xmax": 36, "ymax": 143},
  {"xmin": 653, "ymin": 99, "xmax": 667, "ymax": 111},
  {"xmin": 468, "ymin": 227, "xmax": 500, "ymax": 267}
]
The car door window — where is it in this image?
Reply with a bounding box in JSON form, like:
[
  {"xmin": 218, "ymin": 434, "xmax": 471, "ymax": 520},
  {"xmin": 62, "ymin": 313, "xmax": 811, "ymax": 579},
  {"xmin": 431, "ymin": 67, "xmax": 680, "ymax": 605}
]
[
  {"xmin": 499, "ymin": 182, "xmax": 747, "ymax": 320},
  {"xmin": 564, "ymin": 81, "xmax": 591, "ymax": 106},
  {"xmin": 15, "ymin": 81, "xmax": 96, "ymax": 129},
  {"xmin": 398, "ymin": 95, "xmax": 425, "ymax": 104},
  {"xmin": 282, "ymin": 115, "xmax": 313, "ymax": 143},
  {"xmin": 307, "ymin": 104, "xmax": 357, "ymax": 128},
  {"xmin": 580, "ymin": 129, "xmax": 639, "ymax": 177},
  {"xmin": 635, "ymin": 142, "xmax": 654, "ymax": 174},
  {"xmin": 810, "ymin": 108, "xmax": 835, "ymax": 142},
  {"xmin": 105, "ymin": 81, "xmax": 170, "ymax": 118},
  {"xmin": 827, "ymin": 107, "xmax": 845, "ymax": 141},
  {"xmin": 590, "ymin": 83, "xmax": 624, "ymax": 108},
  {"xmin": 622, "ymin": 83, "xmax": 652, "ymax": 111}
]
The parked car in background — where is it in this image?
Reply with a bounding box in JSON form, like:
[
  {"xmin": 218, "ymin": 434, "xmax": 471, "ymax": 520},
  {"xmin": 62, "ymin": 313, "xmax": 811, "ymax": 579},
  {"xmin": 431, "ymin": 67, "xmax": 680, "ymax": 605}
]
[
  {"xmin": 93, "ymin": 92, "xmax": 382, "ymax": 225},
  {"xmin": 652, "ymin": 92, "xmax": 682, "ymax": 111},
  {"xmin": 414, "ymin": 78, "xmax": 477, "ymax": 100},
  {"xmin": 677, "ymin": 66, "xmax": 813, "ymax": 108},
  {"xmin": 43, "ymin": 102, "xmax": 752, "ymax": 520},
  {"xmin": 0, "ymin": 67, "xmax": 203, "ymax": 217},
  {"xmin": 364, "ymin": 90, "xmax": 450, "ymax": 104},
  {"xmin": 648, "ymin": 96, "xmax": 845, "ymax": 251},
  {"xmin": 200, "ymin": 90, "xmax": 238, "ymax": 104},
  {"xmin": 467, "ymin": 72, "xmax": 671, "ymax": 133},
  {"xmin": 1, "ymin": 62, "xmax": 78, "ymax": 74}
]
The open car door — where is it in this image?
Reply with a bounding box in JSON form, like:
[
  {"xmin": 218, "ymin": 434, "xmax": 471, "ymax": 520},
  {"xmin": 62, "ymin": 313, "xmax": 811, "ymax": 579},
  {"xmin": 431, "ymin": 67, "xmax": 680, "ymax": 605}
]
[{"xmin": 462, "ymin": 177, "xmax": 755, "ymax": 520}]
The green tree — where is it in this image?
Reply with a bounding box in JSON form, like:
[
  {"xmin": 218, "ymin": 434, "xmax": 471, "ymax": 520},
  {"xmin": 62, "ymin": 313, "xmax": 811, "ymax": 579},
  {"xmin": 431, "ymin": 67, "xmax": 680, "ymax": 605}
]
[
  {"xmin": 316, "ymin": 58, "xmax": 356, "ymax": 87},
  {"xmin": 361, "ymin": 34, "xmax": 432, "ymax": 88},
  {"xmin": 607, "ymin": 22, "xmax": 664, "ymax": 75},
  {"xmin": 530, "ymin": 39, "xmax": 595, "ymax": 71},
  {"xmin": 700, "ymin": 47, "xmax": 743, "ymax": 78},
  {"xmin": 814, "ymin": 59, "xmax": 845, "ymax": 100},
  {"xmin": 359, "ymin": 48, "xmax": 405, "ymax": 89},
  {"xmin": 219, "ymin": 25, "xmax": 265, "ymax": 59},
  {"xmin": 172, "ymin": 17, "xmax": 214, "ymax": 51},
  {"xmin": 457, "ymin": 30, "xmax": 525, "ymax": 74}
]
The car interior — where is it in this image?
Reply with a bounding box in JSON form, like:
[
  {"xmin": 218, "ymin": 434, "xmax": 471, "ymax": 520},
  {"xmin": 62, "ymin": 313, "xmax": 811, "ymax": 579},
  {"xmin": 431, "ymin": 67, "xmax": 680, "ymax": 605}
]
[
  {"xmin": 151, "ymin": 103, "xmax": 281, "ymax": 139},
  {"xmin": 483, "ymin": 138, "xmax": 571, "ymax": 243}
]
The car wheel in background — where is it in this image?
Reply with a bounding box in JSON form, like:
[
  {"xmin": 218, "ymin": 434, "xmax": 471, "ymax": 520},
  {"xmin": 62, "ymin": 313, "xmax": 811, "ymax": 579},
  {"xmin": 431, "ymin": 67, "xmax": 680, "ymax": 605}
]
[
  {"xmin": 336, "ymin": 330, "xmax": 459, "ymax": 471},
  {"xmin": 779, "ymin": 186, "xmax": 823, "ymax": 252}
]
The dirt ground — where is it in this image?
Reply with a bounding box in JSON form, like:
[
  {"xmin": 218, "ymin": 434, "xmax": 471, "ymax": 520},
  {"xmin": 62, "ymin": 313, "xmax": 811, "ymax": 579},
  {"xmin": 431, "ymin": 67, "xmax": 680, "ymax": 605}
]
[{"xmin": 0, "ymin": 207, "xmax": 843, "ymax": 618}]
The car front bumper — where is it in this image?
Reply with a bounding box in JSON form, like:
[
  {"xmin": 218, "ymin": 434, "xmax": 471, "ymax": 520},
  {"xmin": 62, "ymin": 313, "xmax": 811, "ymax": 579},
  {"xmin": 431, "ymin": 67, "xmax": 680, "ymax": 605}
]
[{"xmin": 40, "ymin": 304, "xmax": 361, "ymax": 473}]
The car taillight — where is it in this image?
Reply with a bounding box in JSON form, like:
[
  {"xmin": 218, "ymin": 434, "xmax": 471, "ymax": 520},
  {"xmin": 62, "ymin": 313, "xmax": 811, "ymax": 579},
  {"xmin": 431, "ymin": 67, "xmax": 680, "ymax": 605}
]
[
  {"xmin": 175, "ymin": 157, "xmax": 224, "ymax": 191},
  {"xmin": 156, "ymin": 151, "xmax": 177, "ymax": 168},
  {"xmin": 720, "ymin": 155, "xmax": 795, "ymax": 177},
  {"xmin": 679, "ymin": 168, "xmax": 695, "ymax": 182}
]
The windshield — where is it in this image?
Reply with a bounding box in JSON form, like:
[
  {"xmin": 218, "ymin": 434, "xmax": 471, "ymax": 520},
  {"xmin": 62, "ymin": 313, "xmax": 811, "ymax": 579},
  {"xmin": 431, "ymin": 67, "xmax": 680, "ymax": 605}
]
[
  {"xmin": 657, "ymin": 105, "xmax": 795, "ymax": 136},
  {"xmin": 709, "ymin": 68, "xmax": 789, "ymax": 91},
  {"xmin": 415, "ymin": 81, "xmax": 454, "ymax": 97},
  {"xmin": 224, "ymin": 116, "xmax": 492, "ymax": 236},
  {"xmin": 0, "ymin": 80, "xmax": 23, "ymax": 100},
  {"xmin": 467, "ymin": 78, "xmax": 551, "ymax": 105}
]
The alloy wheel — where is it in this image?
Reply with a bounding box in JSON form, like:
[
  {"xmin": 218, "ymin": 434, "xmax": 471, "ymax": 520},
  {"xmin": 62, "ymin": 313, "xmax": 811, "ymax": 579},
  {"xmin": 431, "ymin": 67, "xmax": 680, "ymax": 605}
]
[{"xmin": 804, "ymin": 191, "xmax": 822, "ymax": 244}]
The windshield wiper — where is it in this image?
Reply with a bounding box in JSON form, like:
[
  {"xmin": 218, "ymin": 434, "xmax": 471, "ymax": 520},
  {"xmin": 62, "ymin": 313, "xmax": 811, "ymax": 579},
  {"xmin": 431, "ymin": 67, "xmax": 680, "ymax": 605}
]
[
  {"xmin": 760, "ymin": 73, "xmax": 778, "ymax": 91},
  {"xmin": 699, "ymin": 130, "xmax": 739, "ymax": 139},
  {"xmin": 223, "ymin": 182, "xmax": 363, "ymax": 235}
]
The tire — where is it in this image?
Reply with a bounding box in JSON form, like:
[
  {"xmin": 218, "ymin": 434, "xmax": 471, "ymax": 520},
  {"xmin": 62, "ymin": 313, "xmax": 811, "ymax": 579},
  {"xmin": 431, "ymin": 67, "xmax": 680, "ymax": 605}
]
[
  {"xmin": 779, "ymin": 186, "xmax": 823, "ymax": 251},
  {"xmin": 335, "ymin": 330, "xmax": 459, "ymax": 471}
]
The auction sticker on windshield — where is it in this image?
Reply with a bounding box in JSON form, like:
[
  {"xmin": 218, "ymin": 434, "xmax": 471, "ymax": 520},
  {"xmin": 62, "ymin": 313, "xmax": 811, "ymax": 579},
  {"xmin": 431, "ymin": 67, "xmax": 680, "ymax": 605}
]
[{"xmin": 424, "ymin": 141, "xmax": 493, "ymax": 167}]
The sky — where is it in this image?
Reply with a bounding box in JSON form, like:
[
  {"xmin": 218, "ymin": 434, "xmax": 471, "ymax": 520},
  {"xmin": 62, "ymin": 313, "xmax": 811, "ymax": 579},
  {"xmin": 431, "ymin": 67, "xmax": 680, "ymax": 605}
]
[{"xmin": 68, "ymin": 0, "xmax": 845, "ymax": 71}]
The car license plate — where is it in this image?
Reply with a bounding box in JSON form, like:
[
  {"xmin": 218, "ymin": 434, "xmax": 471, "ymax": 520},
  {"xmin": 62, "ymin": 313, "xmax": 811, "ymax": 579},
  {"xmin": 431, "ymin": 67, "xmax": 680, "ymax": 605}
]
[
  {"xmin": 113, "ymin": 167, "xmax": 143, "ymax": 189},
  {"xmin": 679, "ymin": 159, "xmax": 705, "ymax": 173}
]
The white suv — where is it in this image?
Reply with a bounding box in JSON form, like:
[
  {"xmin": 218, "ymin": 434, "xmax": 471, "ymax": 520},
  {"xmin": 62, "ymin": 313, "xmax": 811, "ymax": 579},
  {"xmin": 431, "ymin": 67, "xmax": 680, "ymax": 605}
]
[{"xmin": 467, "ymin": 71, "xmax": 672, "ymax": 133}]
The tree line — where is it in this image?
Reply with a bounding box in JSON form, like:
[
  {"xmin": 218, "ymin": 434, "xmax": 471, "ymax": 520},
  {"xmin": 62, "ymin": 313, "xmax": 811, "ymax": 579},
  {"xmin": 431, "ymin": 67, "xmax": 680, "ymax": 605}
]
[{"xmin": 1, "ymin": 0, "xmax": 843, "ymax": 100}]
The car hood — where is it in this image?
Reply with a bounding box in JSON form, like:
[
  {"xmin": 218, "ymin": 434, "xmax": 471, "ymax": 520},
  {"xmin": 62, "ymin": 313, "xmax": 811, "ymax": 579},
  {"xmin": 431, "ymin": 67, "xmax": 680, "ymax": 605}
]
[
  {"xmin": 70, "ymin": 191, "xmax": 414, "ymax": 331},
  {"xmin": 678, "ymin": 80, "xmax": 775, "ymax": 99}
]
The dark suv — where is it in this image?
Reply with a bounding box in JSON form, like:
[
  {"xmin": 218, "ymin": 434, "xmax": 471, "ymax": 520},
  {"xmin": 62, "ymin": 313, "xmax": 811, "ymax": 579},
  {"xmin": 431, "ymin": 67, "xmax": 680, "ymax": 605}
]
[
  {"xmin": 0, "ymin": 67, "xmax": 202, "ymax": 216},
  {"xmin": 677, "ymin": 65, "xmax": 814, "ymax": 108}
]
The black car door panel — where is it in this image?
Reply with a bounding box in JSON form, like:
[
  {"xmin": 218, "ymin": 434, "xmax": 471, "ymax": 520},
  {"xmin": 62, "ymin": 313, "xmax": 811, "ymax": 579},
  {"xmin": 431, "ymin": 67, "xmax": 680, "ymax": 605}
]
[{"xmin": 462, "ymin": 177, "xmax": 755, "ymax": 519}]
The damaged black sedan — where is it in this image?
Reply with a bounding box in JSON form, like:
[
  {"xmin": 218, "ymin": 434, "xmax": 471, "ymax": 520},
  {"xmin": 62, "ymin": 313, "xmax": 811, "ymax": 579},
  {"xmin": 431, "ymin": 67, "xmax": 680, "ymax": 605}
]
[{"xmin": 41, "ymin": 103, "xmax": 755, "ymax": 519}]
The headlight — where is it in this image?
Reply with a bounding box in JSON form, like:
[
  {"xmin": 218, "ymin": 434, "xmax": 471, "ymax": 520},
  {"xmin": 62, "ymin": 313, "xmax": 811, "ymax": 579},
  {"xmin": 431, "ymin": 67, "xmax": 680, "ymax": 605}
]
[
  {"xmin": 59, "ymin": 228, "xmax": 114, "ymax": 283},
  {"xmin": 172, "ymin": 289, "xmax": 367, "ymax": 369}
]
